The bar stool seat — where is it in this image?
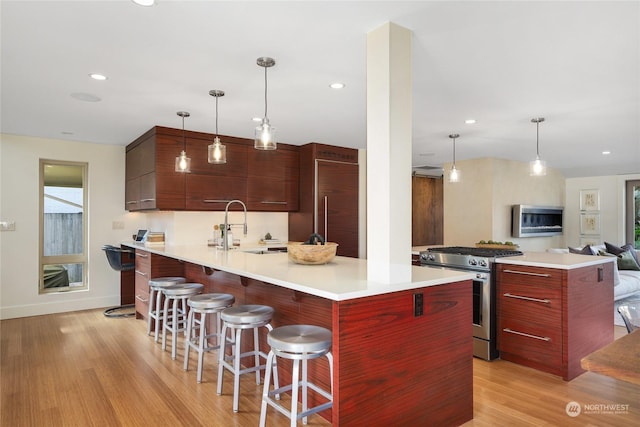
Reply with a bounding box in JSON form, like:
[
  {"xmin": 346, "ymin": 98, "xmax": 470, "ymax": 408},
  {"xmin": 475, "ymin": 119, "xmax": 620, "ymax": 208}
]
[
  {"xmin": 147, "ymin": 277, "xmax": 187, "ymax": 342},
  {"xmin": 184, "ymin": 293, "xmax": 235, "ymax": 383},
  {"xmin": 259, "ymin": 325, "xmax": 333, "ymax": 427},
  {"xmin": 217, "ymin": 304, "xmax": 279, "ymax": 413},
  {"xmin": 161, "ymin": 283, "xmax": 204, "ymax": 360}
]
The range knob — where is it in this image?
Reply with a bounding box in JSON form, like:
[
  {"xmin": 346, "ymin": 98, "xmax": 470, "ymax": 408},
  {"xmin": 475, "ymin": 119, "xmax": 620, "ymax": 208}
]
[
  {"xmin": 469, "ymin": 258, "xmax": 478, "ymax": 266},
  {"xmin": 479, "ymin": 259, "xmax": 488, "ymax": 267},
  {"xmin": 420, "ymin": 254, "xmax": 435, "ymax": 262}
]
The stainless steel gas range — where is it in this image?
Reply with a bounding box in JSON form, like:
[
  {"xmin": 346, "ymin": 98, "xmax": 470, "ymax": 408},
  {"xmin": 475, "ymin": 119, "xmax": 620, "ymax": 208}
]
[{"xmin": 419, "ymin": 246, "xmax": 523, "ymax": 360}]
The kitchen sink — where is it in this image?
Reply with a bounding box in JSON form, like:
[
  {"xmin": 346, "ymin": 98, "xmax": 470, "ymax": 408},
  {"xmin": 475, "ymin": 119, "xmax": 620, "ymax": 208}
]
[{"xmin": 242, "ymin": 247, "xmax": 287, "ymax": 255}]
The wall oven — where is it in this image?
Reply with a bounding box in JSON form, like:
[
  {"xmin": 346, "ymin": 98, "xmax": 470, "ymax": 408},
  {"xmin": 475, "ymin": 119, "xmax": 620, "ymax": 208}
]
[{"xmin": 420, "ymin": 246, "xmax": 523, "ymax": 360}]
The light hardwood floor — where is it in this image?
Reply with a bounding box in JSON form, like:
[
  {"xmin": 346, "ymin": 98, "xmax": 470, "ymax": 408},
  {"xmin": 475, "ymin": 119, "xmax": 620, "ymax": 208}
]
[{"xmin": 1, "ymin": 309, "xmax": 638, "ymax": 426}]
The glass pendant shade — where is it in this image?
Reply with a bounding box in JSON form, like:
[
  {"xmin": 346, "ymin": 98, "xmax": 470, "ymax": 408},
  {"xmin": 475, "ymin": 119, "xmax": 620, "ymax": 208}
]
[
  {"xmin": 254, "ymin": 118, "xmax": 277, "ymax": 150},
  {"xmin": 175, "ymin": 150, "xmax": 191, "ymax": 172},
  {"xmin": 530, "ymin": 117, "xmax": 546, "ymax": 176},
  {"xmin": 448, "ymin": 133, "xmax": 461, "ymax": 183},
  {"xmin": 208, "ymin": 137, "xmax": 227, "ymax": 164},
  {"xmin": 175, "ymin": 111, "xmax": 191, "ymax": 173},
  {"xmin": 208, "ymin": 90, "xmax": 227, "ymax": 164},
  {"xmin": 254, "ymin": 57, "xmax": 277, "ymax": 150},
  {"xmin": 448, "ymin": 165, "xmax": 461, "ymax": 183},
  {"xmin": 529, "ymin": 156, "xmax": 547, "ymax": 176}
]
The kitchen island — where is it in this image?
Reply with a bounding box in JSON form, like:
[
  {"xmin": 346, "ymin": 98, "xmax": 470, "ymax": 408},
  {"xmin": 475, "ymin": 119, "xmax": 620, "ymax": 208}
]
[
  {"xmin": 124, "ymin": 242, "xmax": 474, "ymax": 426},
  {"xmin": 495, "ymin": 252, "xmax": 615, "ymax": 381}
]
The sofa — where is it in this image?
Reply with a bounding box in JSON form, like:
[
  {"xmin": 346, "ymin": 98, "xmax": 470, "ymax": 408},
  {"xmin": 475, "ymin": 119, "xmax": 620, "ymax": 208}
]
[{"xmin": 548, "ymin": 242, "xmax": 640, "ymax": 302}]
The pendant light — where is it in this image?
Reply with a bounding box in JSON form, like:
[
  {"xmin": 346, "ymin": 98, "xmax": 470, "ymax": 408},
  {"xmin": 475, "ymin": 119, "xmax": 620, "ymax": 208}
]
[
  {"xmin": 529, "ymin": 117, "xmax": 547, "ymax": 176},
  {"xmin": 175, "ymin": 111, "xmax": 191, "ymax": 173},
  {"xmin": 208, "ymin": 90, "xmax": 227, "ymax": 164},
  {"xmin": 254, "ymin": 57, "xmax": 277, "ymax": 150},
  {"xmin": 448, "ymin": 134, "xmax": 461, "ymax": 183}
]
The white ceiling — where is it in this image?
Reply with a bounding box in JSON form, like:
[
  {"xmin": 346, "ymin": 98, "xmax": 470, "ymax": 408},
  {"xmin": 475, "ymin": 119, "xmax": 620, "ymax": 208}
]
[{"xmin": 2, "ymin": 1, "xmax": 639, "ymax": 178}]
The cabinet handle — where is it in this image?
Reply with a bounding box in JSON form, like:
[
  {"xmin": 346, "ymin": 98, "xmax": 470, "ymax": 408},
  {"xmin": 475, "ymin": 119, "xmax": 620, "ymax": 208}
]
[
  {"xmin": 135, "ymin": 270, "xmax": 148, "ymax": 277},
  {"xmin": 140, "ymin": 198, "xmax": 156, "ymax": 202},
  {"xmin": 503, "ymin": 293, "xmax": 551, "ymax": 304},
  {"xmin": 503, "ymin": 328, "xmax": 551, "ymax": 342},
  {"xmin": 503, "ymin": 269, "xmax": 551, "ymax": 278},
  {"xmin": 135, "ymin": 295, "xmax": 148, "ymax": 303},
  {"xmin": 203, "ymin": 199, "xmax": 232, "ymax": 203},
  {"xmin": 260, "ymin": 201, "xmax": 287, "ymax": 205},
  {"xmin": 136, "ymin": 253, "xmax": 149, "ymax": 258},
  {"xmin": 126, "ymin": 200, "xmax": 138, "ymax": 205},
  {"xmin": 324, "ymin": 195, "xmax": 328, "ymax": 240}
]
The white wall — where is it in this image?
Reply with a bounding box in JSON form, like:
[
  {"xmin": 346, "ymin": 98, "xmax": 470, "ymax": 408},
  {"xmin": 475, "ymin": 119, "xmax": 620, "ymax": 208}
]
[
  {"xmin": 565, "ymin": 174, "xmax": 640, "ymax": 247},
  {"xmin": 0, "ymin": 134, "xmax": 144, "ymax": 319},
  {"xmin": 443, "ymin": 157, "xmax": 566, "ymax": 251}
]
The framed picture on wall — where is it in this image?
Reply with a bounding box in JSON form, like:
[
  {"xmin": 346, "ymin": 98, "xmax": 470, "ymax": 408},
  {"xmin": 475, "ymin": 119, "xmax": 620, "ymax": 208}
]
[
  {"xmin": 579, "ymin": 189, "xmax": 600, "ymax": 211},
  {"xmin": 580, "ymin": 213, "xmax": 601, "ymax": 235}
]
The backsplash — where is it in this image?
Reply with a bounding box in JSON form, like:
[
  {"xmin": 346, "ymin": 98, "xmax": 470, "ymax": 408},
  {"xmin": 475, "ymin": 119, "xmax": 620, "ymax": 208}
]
[{"xmin": 143, "ymin": 211, "xmax": 289, "ymax": 246}]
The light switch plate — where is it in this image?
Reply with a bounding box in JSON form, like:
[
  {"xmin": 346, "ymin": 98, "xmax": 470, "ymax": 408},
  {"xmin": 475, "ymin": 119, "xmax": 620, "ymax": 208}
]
[
  {"xmin": 0, "ymin": 221, "xmax": 16, "ymax": 231},
  {"xmin": 112, "ymin": 221, "xmax": 125, "ymax": 230}
]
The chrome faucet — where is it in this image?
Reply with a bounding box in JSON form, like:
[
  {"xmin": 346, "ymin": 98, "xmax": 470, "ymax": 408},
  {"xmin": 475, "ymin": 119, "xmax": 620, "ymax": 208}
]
[{"xmin": 222, "ymin": 200, "xmax": 248, "ymax": 250}]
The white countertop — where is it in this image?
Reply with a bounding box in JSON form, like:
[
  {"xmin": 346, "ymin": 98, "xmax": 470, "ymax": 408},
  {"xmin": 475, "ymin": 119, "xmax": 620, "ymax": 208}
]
[
  {"xmin": 124, "ymin": 242, "xmax": 474, "ymax": 301},
  {"xmin": 496, "ymin": 251, "xmax": 616, "ymax": 269}
]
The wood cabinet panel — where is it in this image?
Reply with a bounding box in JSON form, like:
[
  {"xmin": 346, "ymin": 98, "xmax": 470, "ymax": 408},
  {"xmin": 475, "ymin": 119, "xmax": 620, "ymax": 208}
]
[
  {"xmin": 185, "ymin": 174, "xmax": 247, "ymax": 210},
  {"xmin": 247, "ymin": 147, "xmax": 299, "ymax": 211},
  {"xmin": 317, "ymin": 160, "xmax": 358, "ymax": 257},
  {"xmin": 289, "ymin": 143, "xmax": 359, "ymax": 256},
  {"xmin": 333, "ymin": 281, "xmax": 473, "ymax": 426},
  {"xmin": 412, "ymin": 175, "xmax": 443, "ymax": 246}
]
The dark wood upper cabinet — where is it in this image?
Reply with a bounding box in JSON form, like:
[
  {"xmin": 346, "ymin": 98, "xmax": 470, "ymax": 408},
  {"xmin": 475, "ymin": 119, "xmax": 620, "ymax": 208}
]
[
  {"xmin": 126, "ymin": 127, "xmax": 299, "ymax": 212},
  {"xmin": 125, "ymin": 127, "xmax": 185, "ymax": 211},
  {"xmin": 246, "ymin": 147, "xmax": 299, "ymax": 211},
  {"xmin": 289, "ymin": 143, "xmax": 359, "ymax": 257}
]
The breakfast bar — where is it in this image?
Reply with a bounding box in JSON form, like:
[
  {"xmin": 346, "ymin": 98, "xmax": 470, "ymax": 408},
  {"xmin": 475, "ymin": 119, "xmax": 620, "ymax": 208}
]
[{"xmin": 124, "ymin": 242, "xmax": 474, "ymax": 426}]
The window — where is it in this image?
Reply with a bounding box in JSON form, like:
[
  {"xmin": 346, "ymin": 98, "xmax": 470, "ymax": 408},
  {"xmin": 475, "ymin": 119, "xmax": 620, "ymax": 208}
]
[
  {"xmin": 39, "ymin": 160, "xmax": 88, "ymax": 293},
  {"xmin": 626, "ymin": 179, "xmax": 640, "ymax": 249}
]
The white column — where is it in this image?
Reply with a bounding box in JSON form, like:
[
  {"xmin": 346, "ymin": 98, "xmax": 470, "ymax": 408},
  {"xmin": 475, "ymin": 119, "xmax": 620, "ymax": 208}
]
[{"xmin": 366, "ymin": 22, "xmax": 413, "ymax": 284}]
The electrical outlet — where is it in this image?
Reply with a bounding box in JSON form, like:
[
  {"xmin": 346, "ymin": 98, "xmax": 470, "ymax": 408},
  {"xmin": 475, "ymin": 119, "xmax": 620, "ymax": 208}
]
[
  {"xmin": 112, "ymin": 221, "xmax": 125, "ymax": 230},
  {"xmin": 0, "ymin": 221, "xmax": 16, "ymax": 231},
  {"xmin": 414, "ymin": 292, "xmax": 424, "ymax": 317}
]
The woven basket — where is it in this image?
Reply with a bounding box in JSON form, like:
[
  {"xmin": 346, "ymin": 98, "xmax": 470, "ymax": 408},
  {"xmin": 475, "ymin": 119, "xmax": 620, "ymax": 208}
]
[{"xmin": 287, "ymin": 242, "xmax": 338, "ymax": 265}]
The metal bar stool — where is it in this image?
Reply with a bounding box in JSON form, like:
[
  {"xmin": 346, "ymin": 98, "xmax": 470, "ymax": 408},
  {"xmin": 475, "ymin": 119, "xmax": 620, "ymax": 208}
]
[
  {"xmin": 147, "ymin": 277, "xmax": 187, "ymax": 342},
  {"xmin": 217, "ymin": 304, "xmax": 279, "ymax": 413},
  {"xmin": 259, "ymin": 325, "xmax": 333, "ymax": 427},
  {"xmin": 161, "ymin": 283, "xmax": 204, "ymax": 360},
  {"xmin": 184, "ymin": 293, "xmax": 235, "ymax": 383}
]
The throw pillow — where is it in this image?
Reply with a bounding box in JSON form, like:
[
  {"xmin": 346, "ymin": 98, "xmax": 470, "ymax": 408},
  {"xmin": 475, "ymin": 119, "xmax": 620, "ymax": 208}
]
[
  {"xmin": 604, "ymin": 242, "xmax": 640, "ymax": 265},
  {"xmin": 568, "ymin": 245, "xmax": 592, "ymax": 255},
  {"xmin": 616, "ymin": 250, "xmax": 640, "ymax": 271}
]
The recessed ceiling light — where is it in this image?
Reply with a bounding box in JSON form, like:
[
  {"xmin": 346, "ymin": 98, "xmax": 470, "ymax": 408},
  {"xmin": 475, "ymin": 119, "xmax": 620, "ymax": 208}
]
[
  {"xmin": 252, "ymin": 117, "xmax": 262, "ymax": 122},
  {"xmin": 602, "ymin": 150, "xmax": 611, "ymax": 155},
  {"xmin": 330, "ymin": 83, "xmax": 345, "ymax": 89},
  {"xmin": 132, "ymin": 0, "xmax": 156, "ymax": 6},
  {"xmin": 465, "ymin": 119, "xmax": 476, "ymax": 124},
  {"xmin": 89, "ymin": 73, "xmax": 107, "ymax": 81}
]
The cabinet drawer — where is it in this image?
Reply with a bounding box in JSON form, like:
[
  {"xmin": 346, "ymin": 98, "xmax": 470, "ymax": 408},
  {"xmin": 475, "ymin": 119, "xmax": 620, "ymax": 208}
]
[
  {"xmin": 499, "ymin": 283, "xmax": 561, "ymax": 326},
  {"xmin": 134, "ymin": 280, "xmax": 150, "ymax": 319},
  {"xmin": 498, "ymin": 265, "xmax": 562, "ymax": 287},
  {"xmin": 499, "ymin": 317, "xmax": 562, "ymax": 367},
  {"xmin": 135, "ymin": 249, "xmax": 151, "ymax": 272}
]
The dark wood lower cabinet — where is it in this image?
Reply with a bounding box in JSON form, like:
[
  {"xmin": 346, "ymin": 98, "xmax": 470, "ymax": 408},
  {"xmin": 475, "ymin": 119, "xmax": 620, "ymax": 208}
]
[
  {"xmin": 497, "ymin": 262, "xmax": 614, "ymax": 381},
  {"xmin": 181, "ymin": 260, "xmax": 472, "ymax": 425}
]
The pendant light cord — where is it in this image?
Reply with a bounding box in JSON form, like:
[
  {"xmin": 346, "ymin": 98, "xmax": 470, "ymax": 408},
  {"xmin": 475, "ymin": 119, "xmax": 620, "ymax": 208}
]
[
  {"xmin": 453, "ymin": 137, "xmax": 456, "ymax": 165},
  {"xmin": 182, "ymin": 114, "xmax": 186, "ymax": 149},
  {"xmin": 536, "ymin": 120, "xmax": 540, "ymax": 157},
  {"xmin": 263, "ymin": 65, "xmax": 268, "ymax": 119},
  {"xmin": 215, "ymin": 95, "xmax": 219, "ymax": 137}
]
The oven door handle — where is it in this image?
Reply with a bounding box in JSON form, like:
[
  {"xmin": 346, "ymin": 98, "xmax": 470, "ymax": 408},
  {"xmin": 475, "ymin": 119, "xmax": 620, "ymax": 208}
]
[{"xmin": 503, "ymin": 293, "xmax": 551, "ymax": 304}]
